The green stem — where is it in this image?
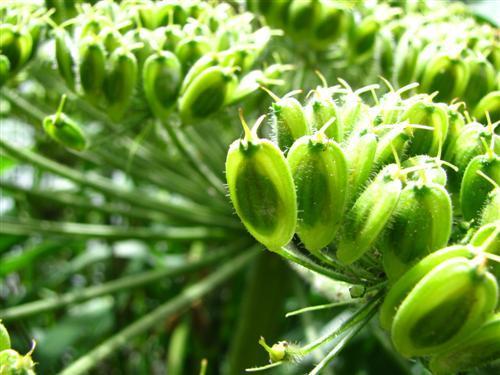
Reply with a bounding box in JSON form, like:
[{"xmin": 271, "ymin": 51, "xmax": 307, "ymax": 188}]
[
  {"xmin": 0, "ymin": 243, "xmax": 251, "ymax": 321},
  {"xmin": 0, "ymin": 88, "xmax": 46, "ymax": 122},
  {"xmin": 57, "ymin": 247, "xmax": 259, "ymax": 375},
  {"xmin": 0, "ymin": 138, "xmax": 240, "ymax": 229},
  {"xmin": 0, "ymin": 217, "xmax": 230, "ymax": 241}
]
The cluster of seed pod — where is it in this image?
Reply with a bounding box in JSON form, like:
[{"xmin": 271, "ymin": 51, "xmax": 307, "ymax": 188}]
[
  {"xmin": 51, "ymin": 0, "xmax": 286, "ymax": 122},
  {"xmin": 248, "ymin": 0, "xmax": 499, "ymax": 124},
  {"xmin": 0, "ymin": 2, "xmax": 48, "ymax": 87},
  {"xmin": 0, "ymin": 320, "xmax": 36, "ymax": 375},
  {"xmin": 226, "ymin": 79, "xmax": 499, "ymax": 368}
]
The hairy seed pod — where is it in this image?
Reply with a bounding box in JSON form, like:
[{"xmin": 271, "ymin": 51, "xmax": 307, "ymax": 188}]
[
  {"xmin": 104, "ymin": 48, "xmax": 138, "ymax": 120},
  {"xmin": 419, "ymin": 53, "xmax": 470, "ymax": 103},
  {"xmin": 340, "ymin": 91, "xmax": 371, "ymax": 137},
  {"xmin": 143, "ymin": 51, "xmax": 182, "ymax": 120},
  {"xmin": 473, "ymin": 91, "xmax": 500, "ymax": 125},
  {"xmin": 391, "ymin": 257, "xmax": 498, "ymax": 357},
  {"xmin": 43, "ymin": 96, "xmax": 87, "ymax": 151},
  {"xmin": 344, "ymin": 131, "xmax": 377, "ymax": 202},
  {"xmin": 402, "ymin": 155, "xmax": 447, "ymax": 186},
  {"xmin": 401, "ymin": 101, "xmax": 449, "ymax": 157},
  {"xmin": 463, "ymin": 56, "xmax": 496, "ymax": 108},
  {"xmin": 268, "ymin": 92, "xmax": 309, "ymax": 153},
  {"xmin": 178, "ymin": 66, "xmax": 237, "ymax": 124},
  {"xmin": 429, "ymin": 313, "xmax": 500, "ymax": 375},
  {"xmin": 373, "ymin": 124, "xmax": 410, "ymax": 168},
  {"xmin": 226, "ymin": 114, "xmax": 297, "ymax": 251},
  {"xmin": 380, "ymin": 182, "xmax": 452, "ymax": 281},
  {"xmin": 460, "ymin": 154, "xmax": 500, "ymax": 222},
  {"xmin": 306, "ymin": 88, "xmax": 343, "ymax": 142},
  {"xmin": 0, "ymin": 349, "xmax": 35, "ymax": 375},
  {"xmin": 379, "ymin": 245, "xmax": 475, "ymax": 331},
  {"xmin": 287, "ymin": 131, "xmax": 348, "ymax": 253},
  {"xmin": 480, "ymin": 188, "xmax": 500, "ymax": 226},
  {"xmin": 79, "ymin": 38, "xmax": 106, "ymax": 99},
  {"xmin": 337, "ymin": 165, "xmax": 402, "ymax": 265},
  {"xmin": 0, "ymin": 54, "xmax": 10, "ymax": 87},
  {"xmin": 0, "ymin": 321, "xmax": 10, "ymax": 351},
  {"xmin": 0, "ymin": 25, "xmax": 33, "ymax": 72},
  {"xmin": 54, "ymin": 29, "xmax": 76, "ymax": 90},
  {"xmin": 470, "ymin": 223, "xmax": 500, "ymax": 281}
]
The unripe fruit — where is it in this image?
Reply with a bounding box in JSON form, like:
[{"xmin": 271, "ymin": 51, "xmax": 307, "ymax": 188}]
[
  {"xmin": 463, "ymin": 56, "xmax": 496, "ymax": 108},
  {"xmin": 79, "ymin": 38, "xmax": 106, "ymax": 99},
  {"xmin": 0, "ymin": 321, "xmax": 10, "ymax": 351},
  {"xmin": 473, "ymin": 91, "xmax": 500, "ymax": 125},
  {"xmin": 306, "ymin": 88, "xmax": 343, "ymax": 142},
  {"xmin": 54, "ymin": 29, "xmax": 76, "ymax": 90},
  {"xmin": 0, "ymin": 54, "xmax": 10, "ymax": 87},
  {"xmin": 226, "ymin": 113, "xmax": 297, "ymax": 251},
  {"xmin": 480, "ymin": 188, "xmax": 500, "ymax": 226},
  {"xmin": 0, "ymin": 348, "xmax": 35, "ymax": 375},
  {"xmin": 402, "ymin": 155, "xmax": 447, "ymax": 186},
  {"xmin": 0, "ymin": 24, "xmax": 33, "ymax": 73}
]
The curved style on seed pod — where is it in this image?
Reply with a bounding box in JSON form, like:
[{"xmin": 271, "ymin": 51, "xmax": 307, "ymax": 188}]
[{"xmin": 226, "ymin": 112, "xmax": 297, "ymax": 251}]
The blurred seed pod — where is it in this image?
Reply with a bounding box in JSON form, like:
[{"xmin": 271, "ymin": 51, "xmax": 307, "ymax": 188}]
[
  {"xmin": 429, "ymin": 313, "xmax": 500, "ymax": 375},
  {"xmin": 310, "ymin": 1, "xmax": 349, "ymax": 49},
  {"xmin": 349, "ymin": 16, "xmax": 380, "ymax": 62},
  {"xmin": 226, "ymin": 113, "xmax": 297, "ymax": 251},
  {"xmin": 78, "ymin": 37, "xmax": 106, "ymax": 99},
  {"xmin": 463, "ymin": 55, "xmax": 496, "ymax": 109},
  {"xmin": 54, "ymin": 28, "xmax": 76, "ymax": 90},
  {"xmin": 0, "ymin": 321, "xmax": 10, "ymax": 351},
  {"xmin": 337, "ymin": 164, "xmax": 402, "ymax": 265},
  {"xmin": 0, "ymin": 349, "xmax": 36, "ymax": 375},
  {"xmin": 143, "ymin": 51, "xmax": 182, "ymax": 120},
  {"xmin": 287, "ymin": 129, "xmax": 348, "ymax": 253},
  {"xmin": 0, "ymin": 54, "xmax": 10, "ymax": 87},
  {"xmin": 473, "ymin": 91, "xmax": 500, "ymax": 125},
  {"xmin": 175, "ymin": 36, "xmax": 212, "ymax": 74},
  {"xmin": 0, "ymin": 24, "xmax": 33, "ymax": 73},
  {"xmin": 391, "ymin": 257, "xmax": 498, "ymax": 357},
  {"xmin": 380, "ymin": 182, "xmax": 452, "ymax": 281},
  {"xmin": 286, "ymin": 0, "xmax": 321, "ymax": 41},
  {"xmin": 379, "ymin": 245, "xmax": 475, "ymax": 331}
]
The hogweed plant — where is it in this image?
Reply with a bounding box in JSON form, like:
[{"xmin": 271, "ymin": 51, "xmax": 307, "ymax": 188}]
[{"xmin": 0, "ymin": 0, "xmax": 499, "ymax": 374}]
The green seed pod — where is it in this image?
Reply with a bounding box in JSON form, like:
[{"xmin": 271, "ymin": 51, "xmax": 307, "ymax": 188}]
[
  {"xmin": 124, "ymin": 28, "xmax": 155, "ymax": 69},
  {"xmin": 344, "ymin": 131, "xmax": 377, "ymax": 202},
  {"xmin": 0, "ymin": 54, "xmax": 10, "ymax": 87},
  {"xmin": 287, "ymin": 129, "xmax": 348, "ymax": 253},
  {"xmin": 339, "ymin": 87, "xmax": 371, "ymax": 137},
  {"xmin": 460, "ymin": 153, "xmax": 500, "ymax": 222},
  {"xmin": 179, "ymin": 54, "xmax": 219, "ymax": 97},
  {"xmin": 429, "ymin": 313, "xmax": 500, "ymax": 375},
  {"xmin": 380, "ymin": 182, "xmax": 452, "ymax": 281},
  {"xmin": 473, "ymin": 91, "xmax": 500, "ymax": 125},
  {"xmin": 463, "ymin": 55, "xmax": 496, "ymax": 109},
  {"xmin": 470, "ymin": 223, "xmax": 500, "ymax": 281},
  {"xmin": 178, "ymin": 66, "xmax": 237, "ymax": 124},
  {"xmin": 306, "ymin": 88, "xmax": 343, "ymax": 142},
  {"xmin": 54, "ymin": 29, "xmax": 76, "ymax": 90},
  {"xmin": 161, "ymin": 25, "xmax": 184, "ymax": 52},
  {"xmin": 419, "ymin": 53, "xmax": 470, "ymax": 103},
  {"xmin": 174, "ymin": 36, "xmax": 212, "ymax": 74},
  {"xmin": 99, "ymin": 27, "xmax": 122, "ymax": 54},
  {"xmin": 0, "ymin": 321, "xmax": 10, "ymax": 351},
  {"xmin": 143, "ymin": 51, "xmax": 182, "ymax": 120},
  {"xmin": 43, "ymin": 95, "xmax": 88, "ymax": 151},
  {"xmin": 393, "ymin": 32, "xmax": 423, "ymax": 87},
  {"xmin": 226, "ymin": 113, "xmax": 297, "ymax": 251},
  {"xmin": 0, "ymin": 349, "xmax": 35, "ymax": 375},
  {"xmin": 443, "ymin": 106, "xmax": 465, "ymax": 155},
  {"xmin": 373, "ymin": 124, "xmax": 411, "ymax": 168},
  {"xmin": 0, "ymin": 24, "xmax": 33, "ymax": 72},
  {"xmin": 480, "ymin": 188, "xmax": 500, "ymax": 226},
  {"xmin": 79, "ymin": 37, "xmax": 106, "ymax": 99},
  {"xmin": 391, "ymin": 257, "xmax": 498, "ymax": 357},
  {"xmin": 104, "ymin": 47, "xmax": 138, "ymax": 120},
  {"xmin": 337, "ymin": 165, "xmax": 402, "ymax": 265},
  {"xmin": 402, "ymin": 155, "xmax": 447, "ymax": 186},
  {"xmin": 310, "ymin": 2, "xmax": 349, "ymax": 49},
  {"xmin": 349, "ymin": 17, "xmax": 380, "ymax": 62},
  {"xmin": 266, "ymin": 89, "xmax": 308, "ymax": 153},
  {"xmin": 252, "ymin": 0, "xmax": 291, "ymax": 29},
  {"xmin": 379, "ymin": 245, "xmax": 475, "ymax": 331},
  {"xmin": 286, "ymin": 0, "xmax": 321, "ymax": 41},
  {"xmin": 401, "ymin": 101, "xmax": 449, "ymax": 157}
]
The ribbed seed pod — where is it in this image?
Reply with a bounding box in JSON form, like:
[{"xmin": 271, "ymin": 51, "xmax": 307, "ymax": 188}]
[
  {"xmin": 419, "ymin": 53, "xmax": 470, "ymax": 103},
  {"xmin": 306, "ymin": 88, "xmax": 343, "ymax": 142},
  {"xmin": 391, "ymin": 257, "xmax": 498, "ymax": 357},
  {"xmin": 43, "ymin": 96, "xmax": 87, "ymax": 151},
  {"xmin": 463, "ymin": 55, "xmax": 496, "ymax": 108},
  {"xmin": 344, "ymin": 131, "xmax": 377, "ymax": 202},
  {"xmin": 268, "ymin": 91, "xmax": 308, "ymax": 153},
  {"xmin": 380, "ymin": 182, "xmax": 452, "ymax": 281},
  {"xmin": 103, "ymin": 48, "xmax": 138, "ymax": 120},
  {"xmin": 473, "ymin": 91, "xmax": 500, "ymax": 125},
  {"xmin": 178, "ymin": 66, "xmax": 237, "ymax": 124},
  {"xmin": 226, "ymin": 113, "xmax": 297, "ymax": 251},
  {"xmin": 337, "ymin": 165, "xmax": 402, "ymax": 265},
  {"xmin": 460, "ymin": 153, "xmax": 500, "ymax": 222},
  {"xmin": 480, "ymin": 188, "xmax": 500, "ymax": 226},
  {"xmin": 0, "ymin": 321, "xmax": 10, "ymax": 351},
  {"xmin": 379, "ymin": 245, "xmax": 475, "ymax": 331},
  {"xmin": 143, "ymin": 51, "xmax": 182, "ymax": 120},
  {"xmin": 0, "ymin": 54, "xmax": 10, "ymax": 87},
  {"xmin": 0, "ymin": 24, "xmax": 33, "ymax": 72},
  {"xmin": 287, "ymin": 130, "xmax": 348, "ymax": 253},
  {"xmin": 55, "ymin": 29, "xmax": 76, "ymax": 90},
  {"xmin": 79, "ymin": 38, "xmax": 106, "ymax": 99},
  {"xmin": 429, "ymin": 313, "xmax": 500, "ymax": 375},
  {"xmin": 401, "ymin": 101, "xmax": 449, "ymax": 157}
]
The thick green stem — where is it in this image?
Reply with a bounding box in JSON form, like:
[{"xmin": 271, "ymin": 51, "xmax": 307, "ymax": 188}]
[
  {"xmin": 57, "ymin": 247, "xmax": 259, "ymax": 375},
  {"xmin": 0, "ymin": 243, "xmax": 252, "ymax": 321},
  {"xmin": 0, "ymin": 217, "xmax": 230, "ymax": 241}
]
